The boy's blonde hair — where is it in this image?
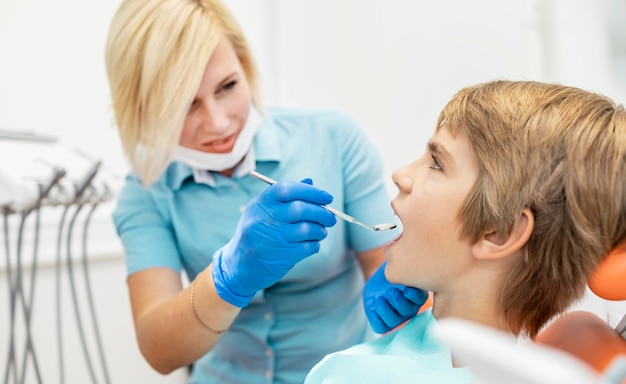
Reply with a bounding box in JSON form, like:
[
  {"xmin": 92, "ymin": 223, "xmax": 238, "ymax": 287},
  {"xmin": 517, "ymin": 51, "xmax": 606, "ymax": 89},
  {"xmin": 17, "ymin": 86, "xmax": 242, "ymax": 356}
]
[
  {"xmin": 105, "ymin": 0, "xmax": 260, "ymax": 185},
  {"xmin": 440, "ymin": 80, "xmax": 626, "ymax": 338}
]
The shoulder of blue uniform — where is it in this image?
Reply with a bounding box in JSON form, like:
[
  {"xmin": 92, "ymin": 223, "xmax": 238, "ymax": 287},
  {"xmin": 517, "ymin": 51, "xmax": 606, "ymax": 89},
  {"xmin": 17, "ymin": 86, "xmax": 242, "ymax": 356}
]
[
  {"xmin": 153, "ymin": 161, "xmax": 194, "ymax": 192},
  {"xmin": 114, "ymin": 166, "xmax": 186, "ymax": 219},
  {"xmin": 265, "ymin": 106, "xmax": 358, "ymax": 126}
]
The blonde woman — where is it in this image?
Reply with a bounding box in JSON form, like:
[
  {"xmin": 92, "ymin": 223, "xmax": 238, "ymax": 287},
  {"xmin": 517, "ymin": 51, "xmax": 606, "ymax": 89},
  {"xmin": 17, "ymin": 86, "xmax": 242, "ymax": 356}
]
[
  {"xmin": 105, "ymin": 0, "xmax": 418, "ymax": 383},
  {"xmin": 305, "ymin": 80, "xmax": 626, "ymax": 383}
]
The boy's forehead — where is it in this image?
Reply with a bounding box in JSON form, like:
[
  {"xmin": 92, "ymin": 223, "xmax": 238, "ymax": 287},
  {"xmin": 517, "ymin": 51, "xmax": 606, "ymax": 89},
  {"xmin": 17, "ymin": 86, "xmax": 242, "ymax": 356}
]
[{"xmin": 431, "ymin": 124, "xmax": 461, "ymax": 149}]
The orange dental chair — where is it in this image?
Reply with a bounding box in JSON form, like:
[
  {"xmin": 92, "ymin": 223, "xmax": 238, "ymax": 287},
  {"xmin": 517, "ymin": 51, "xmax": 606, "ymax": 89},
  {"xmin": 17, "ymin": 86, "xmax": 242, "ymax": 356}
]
[{"xmin": 536, "ymin": 243, "xmax": 626, "ymax": 378}]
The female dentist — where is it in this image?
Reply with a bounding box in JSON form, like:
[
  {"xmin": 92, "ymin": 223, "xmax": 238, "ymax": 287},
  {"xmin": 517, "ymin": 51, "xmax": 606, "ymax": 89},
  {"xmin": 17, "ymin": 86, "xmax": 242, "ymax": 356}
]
[{"xmin": 105, "ymin": 0, "xmax": 424, "ymax": 382}]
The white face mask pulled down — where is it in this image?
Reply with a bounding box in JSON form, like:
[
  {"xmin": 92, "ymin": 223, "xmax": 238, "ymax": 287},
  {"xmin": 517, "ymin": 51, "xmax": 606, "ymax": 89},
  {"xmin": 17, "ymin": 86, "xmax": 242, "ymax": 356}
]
[{"xmin": 172, "ymin": 105, "xmax": 263, "ymax": 172}]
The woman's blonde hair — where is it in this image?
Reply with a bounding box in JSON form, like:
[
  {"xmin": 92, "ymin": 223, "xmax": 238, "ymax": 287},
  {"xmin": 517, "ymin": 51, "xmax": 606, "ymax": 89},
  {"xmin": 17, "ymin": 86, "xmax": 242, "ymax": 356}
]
[
  {"xmin": 105, "ymin": 0, "xmax": 260, "ymax": 185},
  {"xmin": 439, "ymin": 80, "xmax": 626, "ymax": 338}
]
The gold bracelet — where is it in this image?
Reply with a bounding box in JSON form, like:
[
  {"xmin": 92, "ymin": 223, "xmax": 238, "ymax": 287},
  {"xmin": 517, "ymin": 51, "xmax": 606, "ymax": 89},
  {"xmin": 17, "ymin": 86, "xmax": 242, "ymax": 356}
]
[{"xmin": 190, "ymin": 278, "xmax": 229, "ymax": 335}]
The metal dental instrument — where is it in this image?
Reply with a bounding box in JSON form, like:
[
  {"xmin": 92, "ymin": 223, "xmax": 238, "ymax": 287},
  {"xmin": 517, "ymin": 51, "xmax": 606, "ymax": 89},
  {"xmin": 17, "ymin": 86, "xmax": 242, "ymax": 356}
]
[{"xmin": 249, "ymin": 170, "xmax": 397, "ymax": 232}]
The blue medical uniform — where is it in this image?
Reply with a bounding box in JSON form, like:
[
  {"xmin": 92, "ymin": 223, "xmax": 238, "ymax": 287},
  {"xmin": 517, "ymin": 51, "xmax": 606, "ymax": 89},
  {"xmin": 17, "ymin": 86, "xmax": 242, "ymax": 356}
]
[
  {"xmin": 304, "ymin": 310, "xmax": 474, "ymax": 383},
  {"xmin": 113, "ymin": 107, "xmax": 399, "ymax": 383}
]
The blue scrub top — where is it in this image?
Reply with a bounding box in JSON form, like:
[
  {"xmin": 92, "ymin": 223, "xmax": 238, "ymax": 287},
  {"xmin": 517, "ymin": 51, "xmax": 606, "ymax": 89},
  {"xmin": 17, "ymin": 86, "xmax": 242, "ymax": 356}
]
[{"xmin": 113, "ymin": 107, "xmax": 400, "ymax": 383}]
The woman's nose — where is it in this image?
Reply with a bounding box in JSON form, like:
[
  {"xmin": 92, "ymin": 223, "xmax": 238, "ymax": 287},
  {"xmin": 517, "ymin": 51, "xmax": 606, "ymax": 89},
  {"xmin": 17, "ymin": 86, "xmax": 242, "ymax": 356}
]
[{"xmin": 198, "ymin": 103, "xmax": 229, "ymax": 134}]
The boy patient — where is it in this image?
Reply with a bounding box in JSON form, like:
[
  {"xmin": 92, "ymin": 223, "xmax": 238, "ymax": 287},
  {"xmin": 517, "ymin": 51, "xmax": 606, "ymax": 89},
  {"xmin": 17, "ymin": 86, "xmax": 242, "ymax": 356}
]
[{"xmin": 306, "ymin": 80, "xmax": 626, "ymax": 383}]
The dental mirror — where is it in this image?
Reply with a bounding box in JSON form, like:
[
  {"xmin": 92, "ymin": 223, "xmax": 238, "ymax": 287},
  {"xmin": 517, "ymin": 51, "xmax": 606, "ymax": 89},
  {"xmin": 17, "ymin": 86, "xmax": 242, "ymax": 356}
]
[{"xmin": 249, "ymin": 170, "xmax": 397, "ymax": 232}]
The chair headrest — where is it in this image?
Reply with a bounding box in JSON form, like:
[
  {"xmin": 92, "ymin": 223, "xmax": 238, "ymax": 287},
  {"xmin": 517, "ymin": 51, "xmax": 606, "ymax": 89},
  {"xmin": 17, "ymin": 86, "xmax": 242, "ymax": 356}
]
[
  {"xmin": 536, "ymin": 311, "xmax": 626, "ymax": 373},
  {"xmin": 588, "ymin": 242, "xmax": 626, "ymax": 301}
]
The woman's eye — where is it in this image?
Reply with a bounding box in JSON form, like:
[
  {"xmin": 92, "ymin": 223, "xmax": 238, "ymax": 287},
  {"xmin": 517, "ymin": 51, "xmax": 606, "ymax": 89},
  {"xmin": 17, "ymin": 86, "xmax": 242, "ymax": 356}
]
[
  {"xmin": 430, "ymin": 154, "xmax": 442, "ymax": 170},
  {"xmin": 189, "ymin": 99, "xmax": 200, "ymax": 111},
  {"xmin": 220, "ymin": 80, "xmax": 237, "ymax": 92}
]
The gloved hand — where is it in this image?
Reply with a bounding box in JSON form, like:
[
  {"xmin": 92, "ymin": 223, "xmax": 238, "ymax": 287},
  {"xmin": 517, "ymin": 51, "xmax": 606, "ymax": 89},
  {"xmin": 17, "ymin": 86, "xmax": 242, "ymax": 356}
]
[
  {"xmin": 212, "ymin": 178, "xmax": 337, "ymax": 307},
  {"xmin": 363, "ymin": 261, "xmax": 428, "ymax": 333}
]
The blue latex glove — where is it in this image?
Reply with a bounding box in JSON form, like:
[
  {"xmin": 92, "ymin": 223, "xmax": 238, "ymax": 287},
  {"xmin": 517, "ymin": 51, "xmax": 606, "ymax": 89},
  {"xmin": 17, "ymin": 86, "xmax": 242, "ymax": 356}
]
[
  {"xmin": 212, "ymin": 178, "xmax": 337, "ymax": 307},
  {"xmin": 363, "ymin": 261, "xmax": 428, "ymax": 333}
]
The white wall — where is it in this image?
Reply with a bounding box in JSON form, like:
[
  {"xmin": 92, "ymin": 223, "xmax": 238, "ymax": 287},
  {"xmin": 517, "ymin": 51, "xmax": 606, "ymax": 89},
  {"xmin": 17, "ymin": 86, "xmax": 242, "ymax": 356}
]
[
  {"xmin": 0, "ymin": 0, "xmax": 125, "ymax": 171},
  {"xmin": 267, "ymin": 0, "xmax": 530, "ymax": 189},
  {"xmin": 0, "ymin": 0, "xmax": 624, "ymax": 382}
]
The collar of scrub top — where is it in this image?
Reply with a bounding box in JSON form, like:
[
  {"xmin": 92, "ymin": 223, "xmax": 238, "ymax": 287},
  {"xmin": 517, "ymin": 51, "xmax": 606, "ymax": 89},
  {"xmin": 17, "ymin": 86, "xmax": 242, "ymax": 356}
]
[{"xmin": 166, "ymin": 111, "xmax": 282, "ymax": 190}]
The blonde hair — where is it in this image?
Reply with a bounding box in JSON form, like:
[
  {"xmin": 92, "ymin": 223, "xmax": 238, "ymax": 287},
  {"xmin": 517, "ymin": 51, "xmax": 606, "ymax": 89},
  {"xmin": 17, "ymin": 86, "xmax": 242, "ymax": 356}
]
[
  {"xmin": 439, "ymin": 80, "xmax": 626, "ymax": 338},
  {"xmin": 105, "ymin": 0, "xmax": 260, "ymax": 185}
]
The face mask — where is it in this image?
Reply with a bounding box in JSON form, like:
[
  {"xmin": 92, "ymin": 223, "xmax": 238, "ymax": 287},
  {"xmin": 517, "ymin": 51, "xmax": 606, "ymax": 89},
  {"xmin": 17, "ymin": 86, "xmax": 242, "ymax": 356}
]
[{"xmin": 172, "ymin": 105, "xmax": 263, "ymax": 172}]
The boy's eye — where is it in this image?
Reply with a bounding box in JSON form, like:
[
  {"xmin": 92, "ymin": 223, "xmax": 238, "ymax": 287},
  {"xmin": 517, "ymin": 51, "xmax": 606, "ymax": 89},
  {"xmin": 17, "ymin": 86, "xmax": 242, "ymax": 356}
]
[{"xmin": 430, "ymin": 154, "xmax": 442, "ymax": 170}]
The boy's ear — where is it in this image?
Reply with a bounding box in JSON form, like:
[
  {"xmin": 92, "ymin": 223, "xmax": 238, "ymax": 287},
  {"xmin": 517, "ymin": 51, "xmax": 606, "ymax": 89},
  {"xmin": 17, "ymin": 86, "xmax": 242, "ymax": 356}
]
[{"xmin": 472, "ymin": 208, "xmax": 534, "ymax": 260}]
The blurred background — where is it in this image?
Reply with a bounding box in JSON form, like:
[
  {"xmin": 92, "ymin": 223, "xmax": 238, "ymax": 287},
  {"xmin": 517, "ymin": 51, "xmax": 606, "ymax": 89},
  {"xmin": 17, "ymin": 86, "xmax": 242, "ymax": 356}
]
[{"xmin": 0, "ymin": 0, "xmax": 624, "ymax": 382}]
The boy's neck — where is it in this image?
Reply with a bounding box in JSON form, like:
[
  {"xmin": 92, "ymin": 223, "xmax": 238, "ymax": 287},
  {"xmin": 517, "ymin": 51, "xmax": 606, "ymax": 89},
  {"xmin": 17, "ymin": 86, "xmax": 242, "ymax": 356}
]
[{"xmin": 431, "ymin": 274, "xmax": 510, "ymax": 334}]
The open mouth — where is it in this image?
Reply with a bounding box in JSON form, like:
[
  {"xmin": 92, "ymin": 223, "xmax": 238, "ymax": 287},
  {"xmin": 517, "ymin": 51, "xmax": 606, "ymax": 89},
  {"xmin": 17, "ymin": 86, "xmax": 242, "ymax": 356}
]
[{"xmin": 391, "ymin": 202, "xmax": 403, "ymax": 224}]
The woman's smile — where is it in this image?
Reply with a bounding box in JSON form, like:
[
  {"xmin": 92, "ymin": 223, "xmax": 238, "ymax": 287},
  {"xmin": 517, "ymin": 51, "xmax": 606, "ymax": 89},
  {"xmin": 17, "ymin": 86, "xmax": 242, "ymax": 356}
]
[{"xmin": 201, "ymin": 132, "xmax": 238, "ymax": 153}]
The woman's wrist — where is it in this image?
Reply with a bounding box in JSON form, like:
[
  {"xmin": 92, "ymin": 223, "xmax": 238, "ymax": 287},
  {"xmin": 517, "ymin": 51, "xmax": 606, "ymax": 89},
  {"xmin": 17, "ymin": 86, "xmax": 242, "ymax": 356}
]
[
  {"xmin": 190, "ymin": 278, "xmax": 230, "ymax": 334},
  {"xmin": 190, "ymin": 267, "xmax": 240, "ymax": 335}
]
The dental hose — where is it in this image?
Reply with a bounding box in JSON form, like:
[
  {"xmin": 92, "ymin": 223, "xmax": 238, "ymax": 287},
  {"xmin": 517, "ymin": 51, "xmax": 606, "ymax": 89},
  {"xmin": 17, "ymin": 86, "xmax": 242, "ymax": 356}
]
[
  {"xmin": 3, "ymin": 210, "xmax": 17, "ymax": 384},
  {"xmin": 3, "ymin": 208, "xmax": 43, "ymax": 384},
  {"xmin": 81, "ymin": 201, "xmax": 111, "ymax": 384},
  {"xmin": 66, "ymin": 202, "xmax": 98, "ymax": 383},
  {"xmin": 55, "ymin": 204, "xmax": 70, "ymax": 384},
  {"xmin": 17, "ymin": 205, "xmax": 44, "ymax": 384}
]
